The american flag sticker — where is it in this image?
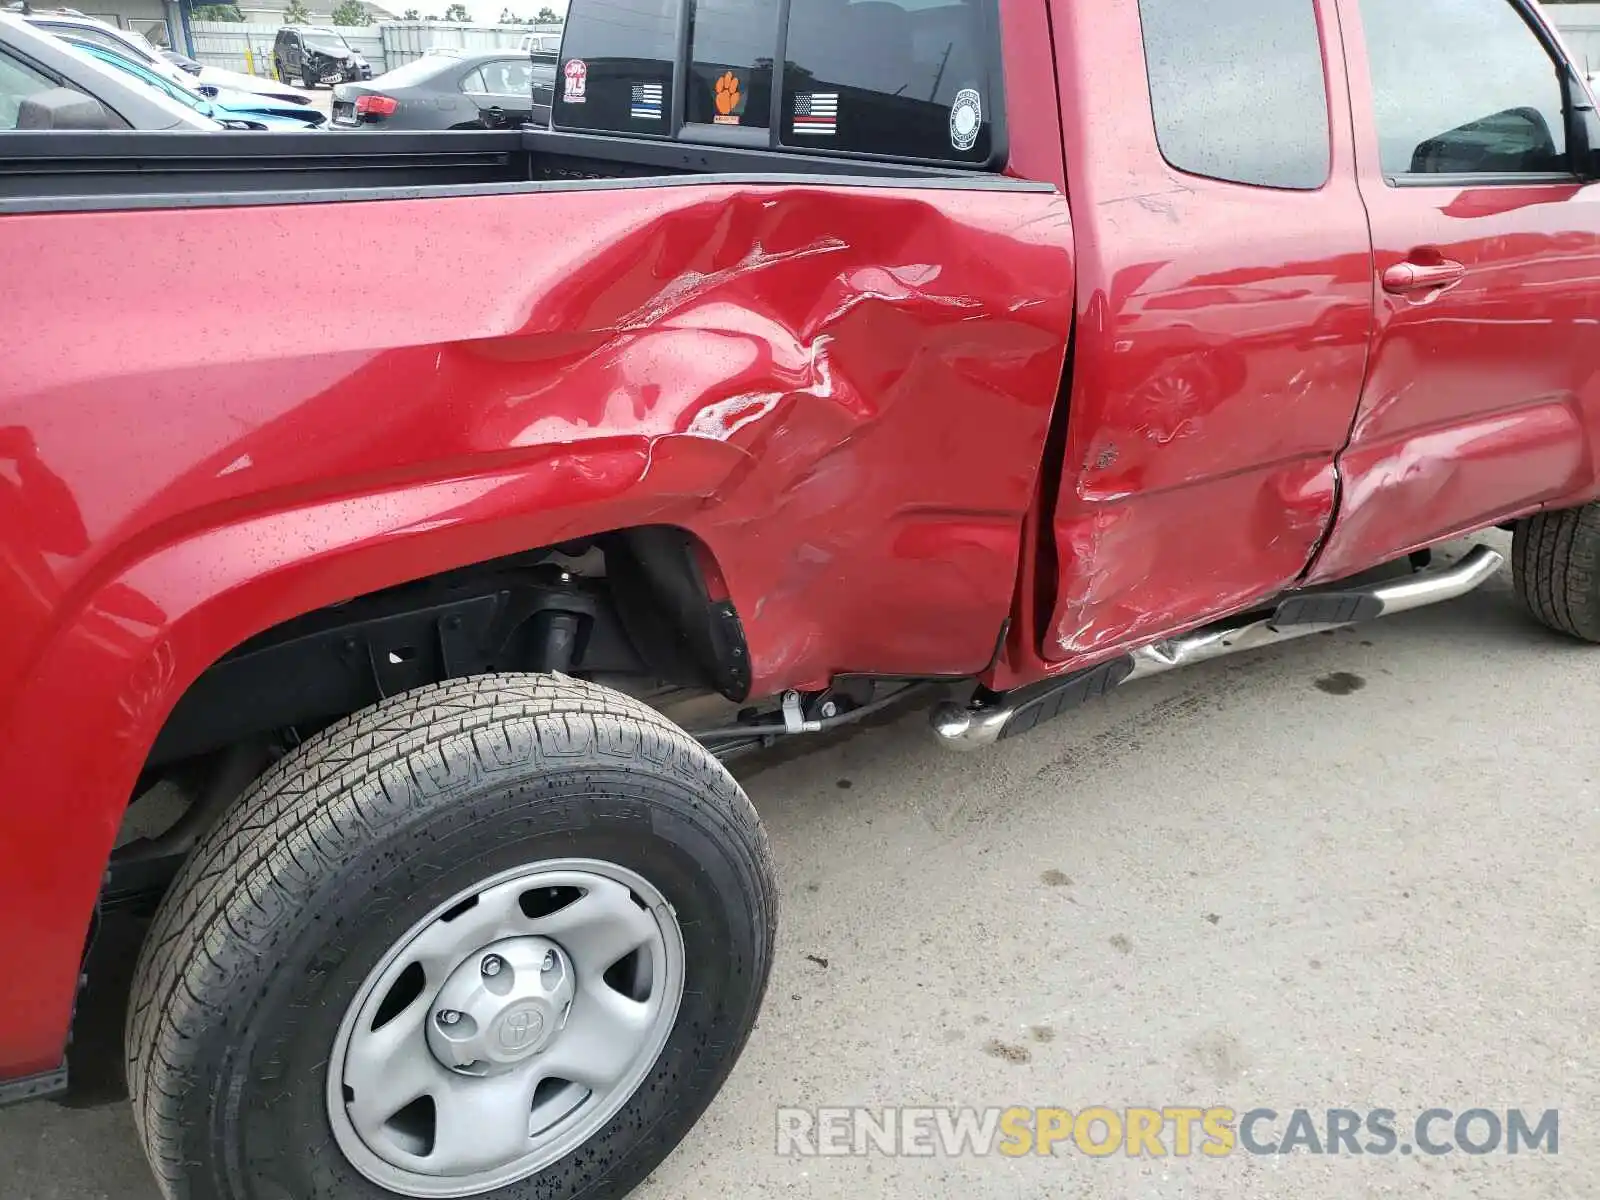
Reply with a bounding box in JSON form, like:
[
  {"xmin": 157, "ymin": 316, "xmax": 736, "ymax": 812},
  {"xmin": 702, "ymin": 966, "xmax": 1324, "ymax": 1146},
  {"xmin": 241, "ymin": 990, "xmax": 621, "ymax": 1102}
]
[
  {"xmin": 631, "ymin": 82, "xmax": 663, "ymax": 120},
  {"xmin": 792, "ymin": 92, "xmax": 837, "ymax": 136}
]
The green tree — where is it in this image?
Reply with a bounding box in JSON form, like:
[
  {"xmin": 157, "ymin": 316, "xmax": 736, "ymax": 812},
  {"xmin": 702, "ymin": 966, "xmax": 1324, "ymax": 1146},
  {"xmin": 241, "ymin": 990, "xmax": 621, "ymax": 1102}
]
[
  {"xmin": 535, "ymin": 6, "xmax": 558, "ymax": 21},
  {"xmin": 283, "ymin": 0, "xmax": 311, "ymax": 20},
  {"xmin": 331, "ymin": 0, "xmax": 371, "ymax": 24},
  {"xmin": 193, "ymin": 4, "xmax": 245, "ymax": 20},
  {"xmin": 442, "ymin": 2, "xmax": 470, "ymax": 19}
]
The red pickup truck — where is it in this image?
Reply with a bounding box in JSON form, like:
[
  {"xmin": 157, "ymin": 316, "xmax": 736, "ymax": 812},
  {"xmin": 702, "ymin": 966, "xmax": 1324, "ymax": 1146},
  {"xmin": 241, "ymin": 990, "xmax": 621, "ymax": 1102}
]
[{"xmin": 4, "ymin": 0, "xmax": 1599, "ymax": 1195}]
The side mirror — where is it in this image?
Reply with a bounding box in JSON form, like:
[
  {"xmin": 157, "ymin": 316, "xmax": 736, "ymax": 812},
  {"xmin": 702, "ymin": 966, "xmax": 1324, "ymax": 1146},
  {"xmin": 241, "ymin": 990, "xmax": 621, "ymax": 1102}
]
[
  {"xmin": 15, "ymin": 87, "xmax": 119, "ymax": 130},
  {"xmin": 1411, "ymin": 106, "xmax": 1559, "ymax": 174}
]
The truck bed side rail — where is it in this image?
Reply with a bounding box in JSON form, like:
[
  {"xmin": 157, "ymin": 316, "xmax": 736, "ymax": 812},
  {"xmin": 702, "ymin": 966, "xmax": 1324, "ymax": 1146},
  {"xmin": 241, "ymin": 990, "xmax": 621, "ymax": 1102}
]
[{"xmin": 0, "ymin": 130, "xmax": 530, "ymax": 204}]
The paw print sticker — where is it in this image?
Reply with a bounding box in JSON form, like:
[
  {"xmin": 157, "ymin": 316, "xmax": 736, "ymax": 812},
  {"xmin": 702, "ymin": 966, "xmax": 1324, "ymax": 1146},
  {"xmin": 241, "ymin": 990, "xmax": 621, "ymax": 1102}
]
[{"xmin": 714, "ymin": 71, "xmax": 742, "ymax": 122}]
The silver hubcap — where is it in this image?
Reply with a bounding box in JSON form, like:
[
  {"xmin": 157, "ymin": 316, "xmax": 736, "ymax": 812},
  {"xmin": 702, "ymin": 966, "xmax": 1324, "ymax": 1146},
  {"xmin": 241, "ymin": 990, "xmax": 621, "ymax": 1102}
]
[
  {"xmin": 327, "ymin": 860, "xmax": 685, "ymax": 1198},
  {"xmin": 426, "ymin": 938, "xmax": 574, "ymax": 1071}
]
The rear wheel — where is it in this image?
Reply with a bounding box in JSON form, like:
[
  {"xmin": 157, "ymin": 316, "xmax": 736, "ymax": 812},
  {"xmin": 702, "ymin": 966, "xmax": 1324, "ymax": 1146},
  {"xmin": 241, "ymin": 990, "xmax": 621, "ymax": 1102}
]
[
  {"xmin": 125, "ymin": 674, "xmax": 776, "ymax": 1200},
  {"xmin": 1512, "ymin": 503, "xmax": 1600, "ymax": 642}
]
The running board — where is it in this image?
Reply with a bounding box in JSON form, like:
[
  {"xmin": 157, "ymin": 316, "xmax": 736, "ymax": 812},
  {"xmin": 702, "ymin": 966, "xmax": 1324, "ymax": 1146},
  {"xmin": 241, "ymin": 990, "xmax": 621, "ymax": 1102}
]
[{"xmin": 931, "ymin": 545, "xmax": 1504, "ymax": 751}]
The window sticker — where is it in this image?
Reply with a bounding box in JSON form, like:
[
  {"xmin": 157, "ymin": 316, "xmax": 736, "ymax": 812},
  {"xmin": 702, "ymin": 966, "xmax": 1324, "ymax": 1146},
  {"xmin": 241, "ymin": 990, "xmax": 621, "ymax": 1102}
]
[
  {"xmin": 792, "ymin": 91, "xmax": 837, "ymax": 136},
  {"xmin": 714, "ymin": 71, "xmax": 743, "ymax": 124},
  {"xmin": 631, "ymin": 81, "xmax": 663, "ymax": 120},
  {"xmin": 563, "ymin": 58, "xmax": 587, "ymax": 103},
  {"xmin": 950, "ymin": 88, "xmax": 981, "ymax": 151}
]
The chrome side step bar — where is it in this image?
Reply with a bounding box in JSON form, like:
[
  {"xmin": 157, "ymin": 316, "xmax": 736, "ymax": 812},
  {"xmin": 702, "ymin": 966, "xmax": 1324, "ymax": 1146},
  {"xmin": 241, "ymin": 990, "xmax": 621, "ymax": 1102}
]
[
  {"xmin": 931, "ymin": 545, "xmax": 1505, "ymax": 751},
  {"xmin": 1124, "ymin": 543, "xmax": 1504, "ymax": 682}
]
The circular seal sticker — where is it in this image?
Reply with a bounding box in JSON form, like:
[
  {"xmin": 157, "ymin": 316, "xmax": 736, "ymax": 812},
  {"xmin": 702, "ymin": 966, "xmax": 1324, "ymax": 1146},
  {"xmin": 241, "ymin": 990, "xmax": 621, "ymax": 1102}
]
[{"xmin": 950, "ymin": 88, "xmax": 981, "ymax": 151}]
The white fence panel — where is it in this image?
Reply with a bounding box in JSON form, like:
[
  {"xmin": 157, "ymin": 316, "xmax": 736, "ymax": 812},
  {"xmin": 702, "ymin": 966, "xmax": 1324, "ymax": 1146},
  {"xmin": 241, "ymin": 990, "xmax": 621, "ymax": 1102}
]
[
  {"xmin": 1542, "ymin": 3, "xmax": 1600, "ymax": 72},
  {"xmin": 189, "ymin": 22, "xmax": 283, "ymax": 78},
  {"xmin": 379, "ymin": 21, "xmax": 562, "ymax": 69}
]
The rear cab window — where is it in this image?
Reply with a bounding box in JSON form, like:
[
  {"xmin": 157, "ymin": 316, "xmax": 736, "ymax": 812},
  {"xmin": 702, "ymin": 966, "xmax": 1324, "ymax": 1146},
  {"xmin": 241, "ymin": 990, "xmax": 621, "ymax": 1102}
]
[
  {"xmin": 687, "ymin": 0, "xmax": 777, "ymax": 138},
  {"xmin": 1136, "ymin": 0, "xmax": 1331, "ymax": 190},
  {"xmin": 551, "ymin": 0, "xmax": 1003, "ymax": 167},
  {"xmin": 552, "ymin": 0, "xmax": 676, "ymax": 135}
]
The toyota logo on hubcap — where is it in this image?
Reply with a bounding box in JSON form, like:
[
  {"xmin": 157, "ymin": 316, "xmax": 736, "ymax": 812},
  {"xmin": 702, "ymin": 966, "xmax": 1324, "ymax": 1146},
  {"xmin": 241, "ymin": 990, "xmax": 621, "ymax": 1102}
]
[{"xmin": 498, "ymin": 1007, "xmax": 544, "ymax": 1052}]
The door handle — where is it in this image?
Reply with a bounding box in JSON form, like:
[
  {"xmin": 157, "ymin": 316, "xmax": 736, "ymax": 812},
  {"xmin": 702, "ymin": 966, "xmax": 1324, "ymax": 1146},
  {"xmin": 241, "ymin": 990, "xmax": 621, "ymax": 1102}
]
[{"xmin": 1382, "ymin": 259, "xmax": 1467, "ymax": 295}]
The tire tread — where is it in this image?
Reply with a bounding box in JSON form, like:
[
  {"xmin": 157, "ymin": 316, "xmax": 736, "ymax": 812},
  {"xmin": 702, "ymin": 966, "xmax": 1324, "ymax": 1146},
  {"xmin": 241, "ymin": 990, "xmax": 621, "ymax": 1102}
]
[
  {"xmin": 1513, "ymin": 504, "xmax": 1600, "ymax": 641},
  {"xmin": 125, "ymin": 674, "xmax": 774, "ymax": 1199}
]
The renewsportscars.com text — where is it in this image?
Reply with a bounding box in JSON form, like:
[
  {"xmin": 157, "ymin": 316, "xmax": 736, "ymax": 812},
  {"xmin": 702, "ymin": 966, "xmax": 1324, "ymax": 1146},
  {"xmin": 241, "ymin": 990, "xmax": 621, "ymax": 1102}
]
[{"xmin": 777, "ymin": 1106, "xmax": 1559, "ymax": 1158}]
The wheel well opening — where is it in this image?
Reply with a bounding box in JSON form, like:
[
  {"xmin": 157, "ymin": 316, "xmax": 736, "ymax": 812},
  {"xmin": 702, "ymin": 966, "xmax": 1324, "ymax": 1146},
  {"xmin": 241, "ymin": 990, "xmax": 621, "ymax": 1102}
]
[
  {"xmin": 79, "ymin": 527, "xmax": 750, "ymax": 1100},
  {"xmin": 106, "ymin": 526, "xmax": 748, "ymax": 905},
  {"xmin": 142, "ymin": 524, "xmax": 747, "ymax": 775}
]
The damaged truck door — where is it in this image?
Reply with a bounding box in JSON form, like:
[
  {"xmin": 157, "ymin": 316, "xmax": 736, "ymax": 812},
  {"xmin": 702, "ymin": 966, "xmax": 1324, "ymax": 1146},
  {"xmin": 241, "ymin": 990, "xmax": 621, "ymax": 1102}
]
[
  {"xmin": 1043, "ymin": 0, "xmax": 1375, "ymax": 665},
  {"xmin": 1308, "ymin": 0, "xmax": 1600, "ymax": 583}
]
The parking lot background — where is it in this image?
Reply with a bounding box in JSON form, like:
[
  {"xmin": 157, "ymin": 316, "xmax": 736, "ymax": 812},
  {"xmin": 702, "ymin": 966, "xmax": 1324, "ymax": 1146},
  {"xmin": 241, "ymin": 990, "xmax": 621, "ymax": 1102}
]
[{"xmin": 3, "ymin": 536, "xmax": 1596, "ymax": 1199}]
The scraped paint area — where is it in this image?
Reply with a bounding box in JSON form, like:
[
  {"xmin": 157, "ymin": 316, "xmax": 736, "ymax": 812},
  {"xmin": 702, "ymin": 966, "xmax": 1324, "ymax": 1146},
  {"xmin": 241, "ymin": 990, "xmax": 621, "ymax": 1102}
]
[
  {"xmin": 1307, "ymin": 401, "xmax": 1585, "ymax": 583},
  {"xmin": 1050, "ymin": 460, "xmax": 1337, "ymax": 658}
]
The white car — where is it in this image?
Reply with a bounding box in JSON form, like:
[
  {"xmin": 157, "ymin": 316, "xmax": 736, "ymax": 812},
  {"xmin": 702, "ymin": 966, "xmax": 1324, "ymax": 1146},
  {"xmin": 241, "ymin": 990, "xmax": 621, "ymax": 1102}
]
[
  {"xmin": 0, "ymin": 11, "xmax": 219, "ymax": 129},
  {"xmin": 24, "ymin": 11, "xmax": 310, "ymax": 106}
]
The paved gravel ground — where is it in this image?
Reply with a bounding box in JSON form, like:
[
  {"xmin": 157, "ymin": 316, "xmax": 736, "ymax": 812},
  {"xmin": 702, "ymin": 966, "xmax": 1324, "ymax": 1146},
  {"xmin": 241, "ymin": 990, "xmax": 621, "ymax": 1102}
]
[
  {"xmin": 3, "ymin": 533, "xmax": 1595, "ymax": 1199},
  {"xmin": 302, "ymin": 85, "xmax": 334, "ymax": 119}
]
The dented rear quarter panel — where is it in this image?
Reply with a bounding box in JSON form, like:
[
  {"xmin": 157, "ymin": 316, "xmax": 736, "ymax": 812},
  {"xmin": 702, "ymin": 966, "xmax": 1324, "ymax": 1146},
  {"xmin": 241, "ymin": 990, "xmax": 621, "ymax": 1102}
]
[{"xmin": 0, "ymin": 174, "xmax": 1074, "ymax": 1075}]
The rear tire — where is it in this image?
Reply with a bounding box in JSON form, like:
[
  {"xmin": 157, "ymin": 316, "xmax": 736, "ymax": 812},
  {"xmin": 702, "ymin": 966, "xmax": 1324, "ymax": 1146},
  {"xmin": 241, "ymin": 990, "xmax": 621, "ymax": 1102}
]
[
  {"xmin": 125, "ymin": 674, "xmax": 776, "ymax": 1200},
  {"xmin": 1512, "ymin": 503, "xmax": 1600, "ymax": 641}
]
